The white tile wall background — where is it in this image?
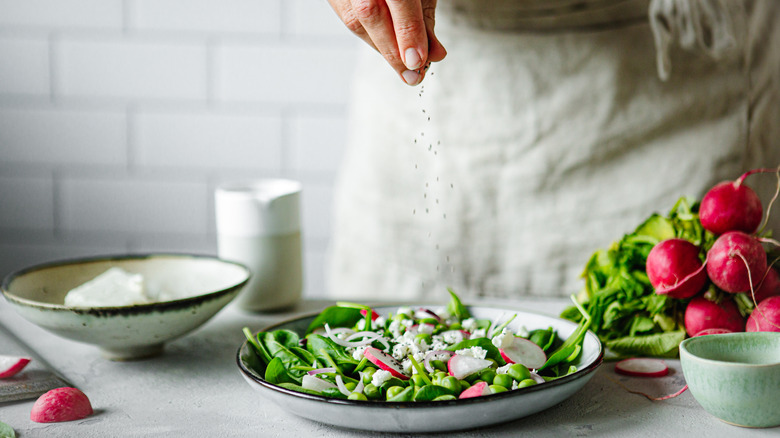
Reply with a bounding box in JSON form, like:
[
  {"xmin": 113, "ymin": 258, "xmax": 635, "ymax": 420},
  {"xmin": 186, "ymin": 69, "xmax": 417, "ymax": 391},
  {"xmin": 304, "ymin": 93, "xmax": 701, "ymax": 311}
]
[{"xmin": 0, "ymin": 0, "xmax": 360, "ymax": 298}]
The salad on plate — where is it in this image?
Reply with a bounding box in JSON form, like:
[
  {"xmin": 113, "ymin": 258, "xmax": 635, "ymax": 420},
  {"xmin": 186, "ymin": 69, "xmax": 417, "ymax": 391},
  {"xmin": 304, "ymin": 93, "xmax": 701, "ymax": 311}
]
[{"xmin": 242, "ymin": 290, "xmax": 591, "ymax": 402}]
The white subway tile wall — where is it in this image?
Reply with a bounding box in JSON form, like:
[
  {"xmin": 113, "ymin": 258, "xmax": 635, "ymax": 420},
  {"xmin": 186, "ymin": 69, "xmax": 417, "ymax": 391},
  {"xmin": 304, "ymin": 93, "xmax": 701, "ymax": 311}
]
[{"xmin": 0, "ymin": 1, "xmax": 359, "ymax": 298}]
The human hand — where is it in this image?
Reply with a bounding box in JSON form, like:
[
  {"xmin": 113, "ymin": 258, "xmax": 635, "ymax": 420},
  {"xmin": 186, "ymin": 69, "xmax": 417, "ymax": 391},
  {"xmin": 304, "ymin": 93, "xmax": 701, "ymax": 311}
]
[{"xmin": 327, "ymin": 0, "xmax": 447, "ymax": 86}]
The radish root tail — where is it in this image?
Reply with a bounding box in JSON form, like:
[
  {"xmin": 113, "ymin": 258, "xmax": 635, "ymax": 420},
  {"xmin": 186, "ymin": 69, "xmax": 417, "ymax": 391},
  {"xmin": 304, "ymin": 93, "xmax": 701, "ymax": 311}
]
[{"xmin": 736, "ymin": 251, "xmax": 780, "ymax": 330}]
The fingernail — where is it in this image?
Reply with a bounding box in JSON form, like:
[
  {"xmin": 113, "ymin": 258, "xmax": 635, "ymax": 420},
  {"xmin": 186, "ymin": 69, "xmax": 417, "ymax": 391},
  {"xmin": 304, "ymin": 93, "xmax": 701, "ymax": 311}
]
[
  {"xmin": 402, "ymin": 70, "xmax": 420, "ymax": 86},
  {"xmin": 404, "ymin": 48, "xmax": 422, "ymax": 70}
]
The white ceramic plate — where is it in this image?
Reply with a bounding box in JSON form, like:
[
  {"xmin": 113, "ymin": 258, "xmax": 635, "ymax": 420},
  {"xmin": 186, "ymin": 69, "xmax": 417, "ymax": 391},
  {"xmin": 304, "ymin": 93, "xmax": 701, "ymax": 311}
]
[{"xmin": 237, "ymin": 304, "xmax": 603, "ymax": 433}]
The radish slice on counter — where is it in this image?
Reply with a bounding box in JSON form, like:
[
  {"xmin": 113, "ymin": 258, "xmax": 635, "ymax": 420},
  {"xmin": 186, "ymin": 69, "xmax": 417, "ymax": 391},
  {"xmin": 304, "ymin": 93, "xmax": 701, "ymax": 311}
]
[
  {"xmin": 363, "ymin": 347, "xmax": 409, "ymax": 380},
  {"xmin": 499, "ymin": 338, "xmax": 547, "ymax": 370},
  {"xmin": 614, "ymin": 358, "xmax": 669, "ymax": 378},
  {"xmin": 0, "ymin": 355, "xmax": 31, "ymax": 379}
]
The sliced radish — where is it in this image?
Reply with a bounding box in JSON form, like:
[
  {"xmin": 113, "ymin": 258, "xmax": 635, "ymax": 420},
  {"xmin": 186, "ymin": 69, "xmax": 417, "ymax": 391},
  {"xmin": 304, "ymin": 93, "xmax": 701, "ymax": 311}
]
[
  {"xmin": 302, "ymin": 375, "xmax": 337, "ymax": 392},
  {"xmin": 499, "ymin": 338, "xmax": 547, "ymax": 370},
  {"xmin": 693, "ymin": 328, "xmax": 733, "ymax": 337},
  {"xmin": 447, "ymin": 354, "xmax": 492, "ymax": 380},
  {"xmin": 0, "ymin": 355, "xmax": 31, "ymax": 379},
  {"xmin": 614, "ymin": 358, "xmax": 669, "ymax": 378},
  {"xmin": 363, "ymin": 347, "xmax": 409, "ymax": 380},
  {"xmin": 30, "ymin": 387, "xmax": 93, "ymax": 423},
  {"xmin": 459, "ymin": 381, "xmax": 491, "ymax": 399}
]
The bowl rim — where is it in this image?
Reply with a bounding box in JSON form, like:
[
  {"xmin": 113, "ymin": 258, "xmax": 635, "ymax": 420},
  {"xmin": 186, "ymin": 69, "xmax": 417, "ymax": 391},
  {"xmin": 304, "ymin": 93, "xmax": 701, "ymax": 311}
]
[
  {"xmin": 1, "ymin": 252, "xmax": 251, "ymax": 315},
  {"xmin": 236, "ymin": 303, "xmax": 604, "ymax": 410},
  {"xmin": 680, "ymin": 332, "xmax": 780, "ymax": 368}
]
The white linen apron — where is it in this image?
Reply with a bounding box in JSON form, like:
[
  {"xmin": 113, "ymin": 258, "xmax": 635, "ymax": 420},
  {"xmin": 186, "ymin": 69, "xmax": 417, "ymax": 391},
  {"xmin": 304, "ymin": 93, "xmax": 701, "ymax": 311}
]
[{"xmin": 326, "ymin": 0, "xmax": 780, "ymax": 301}]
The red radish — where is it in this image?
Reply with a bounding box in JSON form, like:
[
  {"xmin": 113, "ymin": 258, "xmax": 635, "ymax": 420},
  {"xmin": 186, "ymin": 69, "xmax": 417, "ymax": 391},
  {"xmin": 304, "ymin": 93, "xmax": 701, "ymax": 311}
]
[
  {"xmin": 499, "ymin": 338, "xmax": 547, "ymax": 370},
  {"xmin": 706, "ymin": 231, "xmax": 768, "ymax": 293},
  {"xmin": 693, "ymin": 328, "xmax": 733, "ymax": 336},
  {"xmin": 746, "ymin": 296, "xmax": 780, "ymax": 332},
  {"xmin": 362, "ymin": 347, "xmax": 409, "ymax": 380},
  {"xmin": 30, "ymin": 387, "xmax": 93, "ymax": 423},
  {"xmin": 614, "ymin": 358, "xmax": 669, "ymax": 377},
  {"xmin": 699, "ymin": 178, "xmax": 763, "ymax": 235},
  {"xmin": 360, "ymin": 309, "xmax": 379, "ymax": 321},
  {"xmin": 646, "ymin": 239, "xmax": 708, "ymax": 299},
  {"xmin": 459, "ymin": 381, "xmax": 491, "ymax": 399},
  {"xmin": 684, "ymin": 295, "xmax": 745, "ymax": 337},
  {"xmin": 447, "ymin": 354, "xmax": 492, "ymax": 380},
  {"xmin": 752, "ymin": 268, "xmax": 780, "ymax": 303},
  {"xmin": 0, "ymin": 355, "xmax": 31, "ymax": 379}
]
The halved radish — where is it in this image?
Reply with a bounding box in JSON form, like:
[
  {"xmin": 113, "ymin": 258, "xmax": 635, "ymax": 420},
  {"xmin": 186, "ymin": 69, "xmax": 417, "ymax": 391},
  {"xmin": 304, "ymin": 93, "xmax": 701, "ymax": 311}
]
[
  {"xmin": 499, "ymin": 338, "xmax": 546, "ymax": 370},
  {"xmin": 0, "ymin": 355, "xmax": 31, "ymax": 379},
  {"xmin": 614, "ymin": 358, "xmax": 669, "ymax": 378},
  {"xmin": 693, "ymin": 328, "xmax": 733, "ymax": 337},
  {"xmin": 458, "ymin": 381, "xmax": 491, "ymax": 399},
  {"xmin": 30, "ymin": 387, "xmax": 93, "ymax": 423},
  {"xmin": 363, "ymin": 347, "xmax": 409, "ymax": 380},
  {"xmin": 447, "ymin": 354, "xmax": 492, "ymax": 380}
]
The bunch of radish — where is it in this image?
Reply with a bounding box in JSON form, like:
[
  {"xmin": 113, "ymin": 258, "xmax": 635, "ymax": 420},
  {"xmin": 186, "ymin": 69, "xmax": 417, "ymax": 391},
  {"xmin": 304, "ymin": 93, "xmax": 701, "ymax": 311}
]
[{"xmin": 645, "ymin": 167, "xmax": 780, "ymax": 336}]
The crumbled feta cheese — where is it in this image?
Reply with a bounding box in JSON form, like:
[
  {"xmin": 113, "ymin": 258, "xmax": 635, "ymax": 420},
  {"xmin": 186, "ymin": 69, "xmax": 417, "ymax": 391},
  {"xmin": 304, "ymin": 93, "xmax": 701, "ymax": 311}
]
[
  {"xmin": 455, "ymin": 346, "xmax": 487, "ymax": 360},
  {"xmin": 401, "ymin": 318, "xmax": 414, "ymax": 328},
  {"xmin": 352, "ymin": 345, "xmax": 367, "ymax": 361},
  {"xmin": 442, "ymin": 330, "xmax": 464, "ymax": 345},
  {"xmin": 515, "ymin": 326, "xmax": 530, "ymax": 338},
  {"xmin": 371, "ymin": 369, "xmax": 392, "ymax": 387},
  {"xmin": 388, "ymin": 320, "xmax": 403, "ymax": 338},
  {"xmin": 373, "ymin": 316, "xmax": 386, "ymax": 329},
  {"xmin": 417, "ymin": 323, "xmax": 435, "ymax": 335},
  {"xmin": 402, "ymin": 359, "xmax": 413, "ymax": 374},
  {"xmin": 492, "ymin": 328, "xmax": 514, "ymax": 349},
  {"xmin": 496, "ymin": 364, "xmax": 512, "ymax": 375},
  {"xmin": 471, "ymin": 328, "xmax": 487, "ymax": 339},
  {"xmin": 430, "ymin": 335, "xmax": 449, "ymax": 351},
  {"xmin": 511, "ymin": 379, "xmax": 519, "ymax": 390},
  {"xmin": 392, "ymin": 343, "xmax": 410, "ymax": 361},
  {"xmin": 461, "ymin": 318, "xmax": 478, "ymax": 332}
]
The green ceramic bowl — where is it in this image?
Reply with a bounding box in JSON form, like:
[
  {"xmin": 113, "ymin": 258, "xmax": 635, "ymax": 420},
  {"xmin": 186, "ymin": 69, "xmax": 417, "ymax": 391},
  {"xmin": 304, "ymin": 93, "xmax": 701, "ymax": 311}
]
[{"xmin": 680, "ymin": 332, "xmax": 780, "ymax": 428}]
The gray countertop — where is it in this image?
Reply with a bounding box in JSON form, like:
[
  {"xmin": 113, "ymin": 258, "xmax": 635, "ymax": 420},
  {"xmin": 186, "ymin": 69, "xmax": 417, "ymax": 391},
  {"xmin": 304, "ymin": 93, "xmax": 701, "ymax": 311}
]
[{"xmin": 0, "ymin": 297, "xmax": 772, "ymax": 437}]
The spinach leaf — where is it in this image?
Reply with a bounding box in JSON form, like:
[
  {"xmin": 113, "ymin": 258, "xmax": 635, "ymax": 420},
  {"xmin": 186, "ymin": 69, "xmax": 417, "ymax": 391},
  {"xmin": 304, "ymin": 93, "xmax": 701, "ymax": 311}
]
[
  {"xmin": 261, "ymin": 329, "xmax": 300, "ymax": 350},
  {"xmin": 606, "ymin": 330, "xmax": 686, "ymax": 358},
  {"xmin": 265, "ymin": 357, "xmax": 298, "ymax": 385},
  {"xmin": 528, "ymin": 328, "xmax": 554, "ymax": 350},
  {"xmin": 413, "ymin": 385, "xmax": 455, "ymax": 401},
  {"xmin": 306, "ymin": 306, "xmax": 364, "ymax": 334},
  {"xmin": 264, "ymin": 340, "xmax": 308, "ymax": 381},
  {"xmin": 446, "ymin": 288, "xmax": 470, "ymax": 321},
  {"xmin": 305, "ymin": 334, "xmax": 359, "ymax": 374}
]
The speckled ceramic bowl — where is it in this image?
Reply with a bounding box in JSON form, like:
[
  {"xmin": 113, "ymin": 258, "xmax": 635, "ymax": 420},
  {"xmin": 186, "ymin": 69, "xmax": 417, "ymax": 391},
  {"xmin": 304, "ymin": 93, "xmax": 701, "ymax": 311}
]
[
  {"xmin": 680, "ymin": 332, "xmax": 780, "ymax": 428},
  {"xmin": 237, "ymin": 305, "xmax": 603, "ymax": 433},
  {"xmin": 1, "ymin": 254, "xmax": 250, "ymax": 360}
]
